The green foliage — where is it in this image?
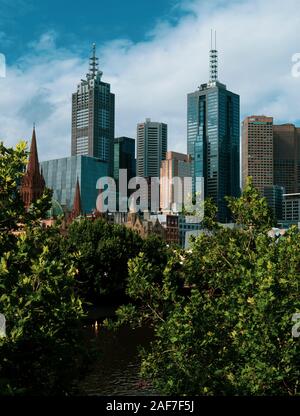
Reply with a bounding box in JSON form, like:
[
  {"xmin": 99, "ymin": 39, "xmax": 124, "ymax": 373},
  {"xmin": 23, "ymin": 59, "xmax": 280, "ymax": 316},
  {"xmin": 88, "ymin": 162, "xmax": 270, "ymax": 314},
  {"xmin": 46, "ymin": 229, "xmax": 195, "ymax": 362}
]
[
  {"xmin": 226, "ymin": 177, "xmax": 275, "ymax": 231},
  {"xmin": 111, "ymin": 179, "xmax": 300, "ymax": 395},
  {"xmin": 65, "ymin": 218, "xmax": 144, "ymax": 300},
  {"xmin": 0, "ymin": 142, "xmax": 85, "ymax": 395}
]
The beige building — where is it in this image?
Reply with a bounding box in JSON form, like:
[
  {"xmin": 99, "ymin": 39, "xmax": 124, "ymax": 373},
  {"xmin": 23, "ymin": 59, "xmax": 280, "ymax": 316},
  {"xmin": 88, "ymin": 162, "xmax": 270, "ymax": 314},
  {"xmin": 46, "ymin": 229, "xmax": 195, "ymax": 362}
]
[
  {"xmin": 242, "ymin": 115, "xmax": 274, "ymax": 192},
  {"xmin": 160, "ymin": 151, "xmax": 191, "ymax": 212}
]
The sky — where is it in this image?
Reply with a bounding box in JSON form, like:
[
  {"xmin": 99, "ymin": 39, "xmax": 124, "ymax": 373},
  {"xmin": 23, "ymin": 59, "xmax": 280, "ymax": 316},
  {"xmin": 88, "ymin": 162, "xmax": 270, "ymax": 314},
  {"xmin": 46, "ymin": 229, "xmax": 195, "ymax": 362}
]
[{"xmin": 0, "ymin": 0, "xmax": 300, "ymax": 161}]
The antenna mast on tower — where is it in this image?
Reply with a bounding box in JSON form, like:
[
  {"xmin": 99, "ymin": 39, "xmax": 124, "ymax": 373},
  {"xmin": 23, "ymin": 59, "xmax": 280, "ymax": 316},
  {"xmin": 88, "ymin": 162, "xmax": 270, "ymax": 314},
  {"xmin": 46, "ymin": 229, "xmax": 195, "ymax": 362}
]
[{"xmin": 209, "ymin": 29, "xmax": 218, "ymax": 83}]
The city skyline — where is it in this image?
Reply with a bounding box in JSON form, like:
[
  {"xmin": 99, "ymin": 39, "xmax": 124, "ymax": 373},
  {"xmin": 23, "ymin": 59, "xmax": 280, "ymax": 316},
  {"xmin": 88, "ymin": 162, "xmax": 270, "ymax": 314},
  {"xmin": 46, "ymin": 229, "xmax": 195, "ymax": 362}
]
[{"xmin": 0, "ymin": 0, "xmax": 300, "ymax": 161}]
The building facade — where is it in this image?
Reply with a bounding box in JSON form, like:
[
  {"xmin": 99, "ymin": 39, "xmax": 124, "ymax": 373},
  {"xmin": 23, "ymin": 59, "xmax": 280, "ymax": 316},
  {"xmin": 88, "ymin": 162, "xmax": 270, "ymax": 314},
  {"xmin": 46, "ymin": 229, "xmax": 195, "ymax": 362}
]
[
  {"xmin": 136, "ymin": 118, "xmax": 167, "ymax": 178},
  {"xmin": 40, "ymin": 156, "xmax": 108, "ymax": 214},
  {"xmin": 263, "ymin": 184, "xmax": 284, "ymax": 221},
  {"xmin": 114, "ymin": 136, "xmax": 136, "ymax": 180},
  {"xmin": 273, "ymin": 124, "xmax": 300, "ymax": 194},
  {"xmin": 282, "ymin": 193, "xmax": 300, "ymax": 222},
  {"xmin": 71, "ymin": 44, "xmax": 115, "ymax": 176},
  {"xmin": 160, "ymin": 151, "xmax": 192, "ymax": 212},
  {"xmin": 242, "ymin": 116, "xmax": 274, "ymax": 192},
  {"xmin": 187, "ymin": 45, "xmax": 240, "ymax": 222}
]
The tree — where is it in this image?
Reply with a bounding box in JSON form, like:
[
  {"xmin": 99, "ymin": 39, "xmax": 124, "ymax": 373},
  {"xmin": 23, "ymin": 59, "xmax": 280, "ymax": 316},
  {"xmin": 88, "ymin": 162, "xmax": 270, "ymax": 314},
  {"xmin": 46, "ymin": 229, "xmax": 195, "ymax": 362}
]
[
  {"xmin": 65, "ymin": 218, "xmax": 143, "ymax": 301},
  {"xmin": 0, "ymin": 141, "xmax": 85, "ymax": 395},
  {"xmin": 110, "ymin": 180, "xmax": 300, "ymax": 395}
]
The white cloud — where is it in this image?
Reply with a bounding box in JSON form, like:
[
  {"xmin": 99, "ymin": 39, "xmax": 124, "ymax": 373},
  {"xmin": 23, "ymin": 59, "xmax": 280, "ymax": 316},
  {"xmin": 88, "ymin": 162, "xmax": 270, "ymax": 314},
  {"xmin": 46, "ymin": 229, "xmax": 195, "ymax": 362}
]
[{"xmin": 0, "ymin": 0, "xmax": 300, "ymax": 161}]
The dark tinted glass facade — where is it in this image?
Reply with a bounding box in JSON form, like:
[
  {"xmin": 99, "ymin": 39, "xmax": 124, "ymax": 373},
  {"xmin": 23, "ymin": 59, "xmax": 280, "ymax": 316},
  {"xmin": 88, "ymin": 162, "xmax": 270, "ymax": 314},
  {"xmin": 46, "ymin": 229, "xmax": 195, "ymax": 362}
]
[
  {"xmin": 187, "ymin": 81, "xmax": 240, "ymax": 222},
  {"xmin": 114, "ymin": 137, "xmax": 136, "ymax": 180}
]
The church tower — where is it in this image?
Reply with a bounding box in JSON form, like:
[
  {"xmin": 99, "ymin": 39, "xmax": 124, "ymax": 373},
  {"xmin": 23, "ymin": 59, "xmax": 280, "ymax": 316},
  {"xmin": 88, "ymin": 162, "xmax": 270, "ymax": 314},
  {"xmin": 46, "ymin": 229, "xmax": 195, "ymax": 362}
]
[{"xmin": 20, "ymin": 126, "xmax": 45, "ymax": 209}]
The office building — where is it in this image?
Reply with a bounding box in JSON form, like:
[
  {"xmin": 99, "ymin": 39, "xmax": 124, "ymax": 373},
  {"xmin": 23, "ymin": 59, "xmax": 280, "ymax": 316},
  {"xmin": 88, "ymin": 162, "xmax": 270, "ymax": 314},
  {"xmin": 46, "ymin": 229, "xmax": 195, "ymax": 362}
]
[
  {"xmin": 136, "ymin": 118, "xmax": 167, "ymax": 178},
  {"xmin": 160, "ymin": 151, "xmax": 192, "ymax": 212},
  {"xmin": 242, "ymin": 116, "xmax": 274, "ymax": 192},
  {"xmin": 40, "ymin": 156, "xmax": 108, "ymax": 214},
  {"xmin": 187, "ymin": 35, "xmax": 240, "ymax": 222},
  {"xmin": 273, "ymin": 124, "xmax": 300, "ymax": 194},
  {"xmin": 282, "ymin": 193, "xmax": 300, "ymax": 222},
  {"xmin": 114, "ymin": 136, "xmax": 136, "ymax": 180},
  {"xmin": 71, "ymin": 44, "xmax": 115, "ymax": 175},
  {"xmin": 263, "ymin": 185, "xmax": 284, "ymax": 221}
]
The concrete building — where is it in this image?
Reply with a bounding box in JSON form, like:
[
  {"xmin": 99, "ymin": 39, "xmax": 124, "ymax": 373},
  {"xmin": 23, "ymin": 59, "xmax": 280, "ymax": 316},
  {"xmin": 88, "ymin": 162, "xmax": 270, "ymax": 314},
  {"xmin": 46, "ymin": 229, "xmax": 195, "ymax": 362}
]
[
  {"xmin": 282, "ymin": 193, "xmax": 300, "ymax": 222},
  {"xmin": 136, "ymin": 118, "xmax": 167, "ymax": 178},
  {"xmin": 160, "ymin": 151, "xmax": 192, "ymax": 212},
  {"xmin": 71, "ymin": 44, "xmax": 115, "ymax": 176},
  {"xmin": 242, "ymin": 116, "xmax": 274, "ymax": 192}
]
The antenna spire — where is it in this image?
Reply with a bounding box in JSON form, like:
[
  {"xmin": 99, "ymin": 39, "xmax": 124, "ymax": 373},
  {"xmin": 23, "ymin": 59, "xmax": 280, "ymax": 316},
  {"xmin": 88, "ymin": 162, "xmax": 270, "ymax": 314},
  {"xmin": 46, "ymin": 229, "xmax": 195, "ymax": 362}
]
[
  {"xmin": 209, "ymin": 29, "xmax": 218, "ymax": 83},
  {"xmin": 89, "ymin": 42, "xmax": 99, "ymax": 79}
]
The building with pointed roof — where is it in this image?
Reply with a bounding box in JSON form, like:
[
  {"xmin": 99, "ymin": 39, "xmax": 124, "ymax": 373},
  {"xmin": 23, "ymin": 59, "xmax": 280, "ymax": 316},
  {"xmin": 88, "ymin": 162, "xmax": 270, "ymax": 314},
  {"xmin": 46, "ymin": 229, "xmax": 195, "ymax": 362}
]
[
  {"xmin": 68, "ymin": 178, "xmax": 82, "ymax": 222},
  {"xmin": 187, "ymin": 31, "xmax": 240, "ymax": 222},
  {"xmin": 71, "ymin": 43, "xmax": 115, "ymax": 176},
  {"xmin": 20, "ymin": 126, "xmax": 45, "ymax": 210}
]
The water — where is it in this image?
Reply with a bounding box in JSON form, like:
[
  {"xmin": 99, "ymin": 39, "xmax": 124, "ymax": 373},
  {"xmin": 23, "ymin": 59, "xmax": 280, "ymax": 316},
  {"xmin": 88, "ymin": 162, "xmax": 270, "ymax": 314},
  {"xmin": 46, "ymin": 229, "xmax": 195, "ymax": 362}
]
[{"xmin": 78, "ymin": 323, "xmax": 157, "ymax": 396}]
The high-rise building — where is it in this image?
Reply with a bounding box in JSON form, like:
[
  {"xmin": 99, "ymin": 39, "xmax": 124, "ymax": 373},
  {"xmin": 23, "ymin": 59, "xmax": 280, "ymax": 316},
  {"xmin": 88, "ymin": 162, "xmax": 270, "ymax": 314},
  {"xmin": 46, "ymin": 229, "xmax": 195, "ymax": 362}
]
[
  {"xmin": 187, "ymin": 34, "xmax": 240, "ymax": 222},
  {"xmin": 20, "ymin": 127, "xmax": 45, "ymax": 210},
  {"xmin": 273, "ymin": 124, "xmax": 300, "ymax": 194},
  {"xmin": 136, "ymin": 118, "xmax": 167, "ymax": 178},
  {"xmin": 242, "ymin": 116, "xmax": 274, "ymax": 192},
  {"xmin": 282, "ymin": 193, "xmax": 300, "ymax": 223},
  {"xmin": 263, "ymin": 184, "xmax": 284, "ymax": 221},
  {"xmin": 114, "ymin": 137, "xmax": 136, "ymax": 180},
  {"xmin": 160, "ymin": 151, "xmax": 191, "ymax": 212},
  {"xmin": 40, "ymin": 156, "xmax": 108, "ymax": 214},
  {"xmin": 71, "ymin": 44, "xmax": 115, "ymax": 175}
]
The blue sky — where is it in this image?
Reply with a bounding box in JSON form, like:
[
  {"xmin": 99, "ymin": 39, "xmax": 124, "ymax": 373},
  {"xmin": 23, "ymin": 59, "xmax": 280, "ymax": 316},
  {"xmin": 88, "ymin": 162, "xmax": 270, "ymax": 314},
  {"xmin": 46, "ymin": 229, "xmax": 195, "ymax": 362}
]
[
  {"xmin": 0, "ymin": 0, "xmax": 300, "ymax": 160},
  {"xmin": 1, "ymin": 0, "xmax": 185, "ymax": 62}
]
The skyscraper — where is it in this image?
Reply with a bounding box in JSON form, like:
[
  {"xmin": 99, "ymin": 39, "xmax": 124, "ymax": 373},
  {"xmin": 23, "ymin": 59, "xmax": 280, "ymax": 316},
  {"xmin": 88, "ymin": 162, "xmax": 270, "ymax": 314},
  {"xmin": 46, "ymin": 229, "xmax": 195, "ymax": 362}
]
[
  {"xmin": 273, "ymin": 124, "xmax": 300, "ymax": 194},
  {"xmin": 160, "ymin": 151, "xmax": 191, "ymax": 212},
  {"xmin": 71, "ymin": 44, "xmax": 115, "ymax": 175},
  {"xmin": 242, "ymin": 115, "xmax": 274, "ymax": 193},
  {"xmin": 136, "ymin": 118, "xmax": 167, "ymax": 178},
  {"xmin": 114, "ymin": 137, "xmax": 136, "ymax": 181},
  {"xmin": 187, "ymin": 33, "xmax": 240, "ymax": 222},
  {"xmin": 20, "ymin": 127, "xmax": 45, "ymax": 210}
]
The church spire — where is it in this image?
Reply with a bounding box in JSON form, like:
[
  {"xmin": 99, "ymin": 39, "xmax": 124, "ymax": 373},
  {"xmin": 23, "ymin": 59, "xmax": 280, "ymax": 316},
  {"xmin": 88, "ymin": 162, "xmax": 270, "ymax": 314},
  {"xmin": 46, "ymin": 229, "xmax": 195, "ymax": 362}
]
[
  {"xmin": 73, "ymin": 178, "xmax": 82, "ymax": 216},
  {"xmin": 20, "ymin": 125, "xmax": 45, "ymax": 210},
  {"xmin": 68, "ymin": 178, "xmax": 82, "ymax": 223},
  {"xmin": 27, "ymin": 124, "xmax": 40, "ymax": 174}
]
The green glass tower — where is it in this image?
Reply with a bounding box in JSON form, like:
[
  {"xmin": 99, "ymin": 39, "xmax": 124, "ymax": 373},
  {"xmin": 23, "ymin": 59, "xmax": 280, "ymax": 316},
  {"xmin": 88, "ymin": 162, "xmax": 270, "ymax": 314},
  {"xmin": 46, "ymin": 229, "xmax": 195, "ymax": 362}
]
[{"xmin": 187, "ymin": 34, "xmax": 240, "ymax": 222}]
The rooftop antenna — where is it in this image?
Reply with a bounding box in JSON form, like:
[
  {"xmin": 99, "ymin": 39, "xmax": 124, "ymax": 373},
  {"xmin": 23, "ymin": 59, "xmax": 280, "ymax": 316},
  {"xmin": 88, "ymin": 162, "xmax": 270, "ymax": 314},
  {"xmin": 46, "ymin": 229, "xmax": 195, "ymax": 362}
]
[
  {"xmin": 209, "ymin": 29, "xmax": 218, "ymax": 83},
  {"xmin": 89, "ymin": 42, "xmax": 99, "ymax": 79}
]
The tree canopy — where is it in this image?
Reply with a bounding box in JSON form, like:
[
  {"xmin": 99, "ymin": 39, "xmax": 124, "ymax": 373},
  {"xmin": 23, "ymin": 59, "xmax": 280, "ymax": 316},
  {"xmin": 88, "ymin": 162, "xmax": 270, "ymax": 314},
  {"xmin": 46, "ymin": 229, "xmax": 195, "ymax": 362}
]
[{"xmin": 110, "ymin": 179, "xmax": 300, "ymax": 395}]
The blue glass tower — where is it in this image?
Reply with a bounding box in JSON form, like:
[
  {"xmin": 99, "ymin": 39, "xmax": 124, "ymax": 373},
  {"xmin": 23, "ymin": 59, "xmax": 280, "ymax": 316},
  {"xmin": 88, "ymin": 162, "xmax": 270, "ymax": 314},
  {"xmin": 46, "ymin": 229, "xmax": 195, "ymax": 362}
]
[
  {"xmin": 40, "ymin": 156, "xmax": 108, "ymax": 214},
  {"xmin": 187, "ymin": 35, "xmax": 240, "ymax": 222}
]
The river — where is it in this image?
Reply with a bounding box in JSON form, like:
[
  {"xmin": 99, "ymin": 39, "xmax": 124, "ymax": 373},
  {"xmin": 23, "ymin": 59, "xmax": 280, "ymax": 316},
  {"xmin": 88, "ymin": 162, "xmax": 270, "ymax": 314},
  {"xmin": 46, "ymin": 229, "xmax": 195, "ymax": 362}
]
[{"xmin": 77, "ymin": 310, "xmax": 157, "ymax": 396}]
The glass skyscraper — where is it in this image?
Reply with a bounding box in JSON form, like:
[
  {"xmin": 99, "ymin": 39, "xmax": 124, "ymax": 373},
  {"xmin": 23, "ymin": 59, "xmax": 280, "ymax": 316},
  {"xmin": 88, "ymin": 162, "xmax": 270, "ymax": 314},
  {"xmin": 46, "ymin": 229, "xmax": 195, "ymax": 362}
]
[
  {"xmin": 187, "ymin": 41, "xmax": 240, "ymax": 222},
  {"xmin": 71, "ymin": 44, "xmax": 115, "ymax": 176},
  {"xmin": 114, "ymin": 136, "xmax": 136, "ymax": 181}
]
